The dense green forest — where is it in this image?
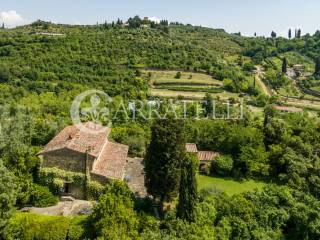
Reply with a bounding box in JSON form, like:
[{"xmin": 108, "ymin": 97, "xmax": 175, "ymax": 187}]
[{"xmin": 1, "ymin": 17, "xmax": 320, "ymax": 239}]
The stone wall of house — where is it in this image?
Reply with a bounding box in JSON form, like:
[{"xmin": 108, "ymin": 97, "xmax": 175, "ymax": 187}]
[
  {"xmin": 69, "ymin": 183, "xmax": 86, "ymax": 199},
  {"xmin": 41, "ymin": 149, "xmax": 95, "ymax": 173},
  {"xmin": 90, "ymin": 172, "xmax": 109, "ymax": 185}
]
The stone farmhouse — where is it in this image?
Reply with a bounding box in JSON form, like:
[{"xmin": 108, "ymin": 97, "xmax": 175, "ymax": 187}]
[{"xmin": 39, "ymin": 122, "xmax": 129, "ymax": 198}]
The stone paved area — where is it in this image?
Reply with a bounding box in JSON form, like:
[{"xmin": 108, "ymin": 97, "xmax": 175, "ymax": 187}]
[
  {"xmin": 124, "ymin": 158, "xmax": 147, "ymax": 197},
  {"xmin": 23, "ymin": 200, "xmax": 93, "ymax": 216}
]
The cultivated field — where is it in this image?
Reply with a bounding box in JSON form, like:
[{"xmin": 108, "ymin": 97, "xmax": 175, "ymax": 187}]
[
  {"xmin": 149, "ymin": 88, "xmax": 239, "ymax": 100},
  {"xmin": 145, "ymin": 70, "xmax": 240, "ymax": 100},
  {"xmin": 148, "ymin": 70, "xmax": 223, "ymax": 86}
]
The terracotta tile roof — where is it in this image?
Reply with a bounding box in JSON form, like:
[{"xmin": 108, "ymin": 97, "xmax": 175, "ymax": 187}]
[
  {"xmin": 39, "ymin": 122, "xmax": 110, "ymax": 157},
  {"xmin": 186, "ymin": 143, "xmax": 198, "ymax": 153},
  {"xmin": 92, "ymin": 142, "xmax": 129, "ymax": 180},
  {"xmin": 186, "ymin": 143, "xmax": 219, "ymax": 162},
  {"xmin": 197, "ymin": 151, "xmax": 220, "ymax": 162}
]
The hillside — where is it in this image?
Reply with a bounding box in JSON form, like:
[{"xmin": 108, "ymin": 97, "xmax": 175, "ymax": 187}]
[
  {"xmin": 3, "ymin": 18, "xmax": 320, "ymax": 240},
  {"xmin": 1, "ymin": 22, "xmax": 276, "ymax": 107}
]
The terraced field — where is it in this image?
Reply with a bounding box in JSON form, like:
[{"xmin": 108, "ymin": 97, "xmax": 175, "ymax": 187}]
[
  {"xmin": 146, "ymin": 70, "xmax": 236, "ymax": 99},
  {"xmin": 150, "ymin": 71, "xmax": 223, "ymax": 86}
]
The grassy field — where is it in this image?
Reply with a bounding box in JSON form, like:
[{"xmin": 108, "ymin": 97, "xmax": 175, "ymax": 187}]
[
  {"xmin": 311, "ymin": 86, "xmax": 320, "ymax": 92},
  {"xmin": 149, "ymin": 88, "xmax": 239, "ymax": 100},
  {"xmin": 146, "ymin": 70, "xmax": 223, "ymax": 86},
  {"xmin": 144, "ymin": 70, "xmax": 246, "ymax": 101},
  {"xmin": 155, "ymin": 85, "xmax": 224, "ymax": 93},
  {"xmin": 197, "ymin": 175, "xmax": 265, "ymax": 195},
  {"xmin": 278, "ymin": 82, "xmax": 302, "ymax": 98}
]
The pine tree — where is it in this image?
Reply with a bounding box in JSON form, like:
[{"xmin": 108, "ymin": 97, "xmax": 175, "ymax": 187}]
[
  {"xmin": 288, "ymin": 29, "xmax": 292, "ymax": 39},
  {"xmin": 177, "ymin": 154, "xmax": 198, "ymax": 222},
  {"xmin": 314, "ymin": 58, "xmax": 320, "ymax": 76},
  {"xmin": 144, "ymin": 118, "xmax": 186, "ymax": 212},
  {"xmin": 282, "ymin": 57, "xmax": 287, "ymax": 74}
]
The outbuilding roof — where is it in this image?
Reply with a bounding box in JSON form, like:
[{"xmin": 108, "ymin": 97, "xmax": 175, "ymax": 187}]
[
  {"xmin": 186, "ymin": 143, "xmax": 219, "ymax": 162},
  {"xmin": 186, "ymin": 143, "xmax": 198, "ymax": 153}
]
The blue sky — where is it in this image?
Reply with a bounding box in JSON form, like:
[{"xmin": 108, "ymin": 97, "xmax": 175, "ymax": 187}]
[{"xmin": 1, "ymin": 0, "xmax": 319, "ymax": 36}]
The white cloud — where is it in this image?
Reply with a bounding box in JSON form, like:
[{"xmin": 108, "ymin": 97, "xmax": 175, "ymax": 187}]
[
  {"xmin": 0, "ymin": 10, "xmax": 25, "ymax": 27},
  {"xmin": 148, "ymin": 16, "xmax": 161, "ymax": 23}
]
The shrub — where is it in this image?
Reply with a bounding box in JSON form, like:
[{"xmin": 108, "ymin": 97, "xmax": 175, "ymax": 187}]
[
  {"xmin": 175, "ymin": 71, "xmax": 182, "ymax": 79},
  {"xmin": 156, "ymin": 86, "xmax": 224, "ymax": 93},
  {"xmin": 110, "ymin": 124, "xmax": 150, "ymax": 157},
  {"xmin": 87, "ymin": 181, "xmax": 105, "ymax": 200},
  {"xmin": 3, "ymin": 213, "xmax": 87, "ymax": 240},
  {"xmin": 89, "ymin": 181, "xmax": 139, "ymax": 239},
  {"xmin": 211, "ymin": 155, "xmax": 233, "ymax": 176},
  {"xmin": 243, "ymin": 62, "xmax": 256, "ymax": 72},
  {"xmin": 30, "ymin": 184, "xmax": 58, "ymax": 208}
]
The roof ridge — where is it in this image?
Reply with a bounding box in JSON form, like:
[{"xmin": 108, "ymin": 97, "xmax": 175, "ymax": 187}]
[{"xmin": 92, "ymin": 137, "xmax": 110, "ymax": 170}]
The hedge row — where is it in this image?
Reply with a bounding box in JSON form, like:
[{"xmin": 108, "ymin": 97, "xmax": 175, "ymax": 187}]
[{"xmin": 155, "ymin": 86, "xmax": 224, "ymax": 93}]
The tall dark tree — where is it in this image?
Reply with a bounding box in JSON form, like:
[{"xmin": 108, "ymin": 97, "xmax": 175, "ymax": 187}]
[
  {"xmin": 203, "ymin": 93, "xmax": 214, "ymax": 118},
  {"xmin": 297, "ymin": 29, "xmax": 302, "ymax": 38},
  {"xmin": 288, "ymin": 29, "xmax": 292, "ymax": 39},
  {"xmin": 282, "ymin": 57, "xmax": 288, "ymax": 74},
  {"xmin": 271, "ymin": 31, "xmax": 277, "ymax": 38},
  {"xmin": 177, "ymin": 154, "xmax": 198, "ymax": 222},
  {"xmin": 116, "ymin": 18, "xmax": 123, "ymax": 25},
  {"xmin": 314, "ymin": 57, "xmax": 320, "ymax": 76},
  {"xmin": 128, "ymin": 16, "xmax": 142, "ymax": 28},
  {"xmin": 145, "ymin": 118, "xmax": 186, "ymax": 210}
]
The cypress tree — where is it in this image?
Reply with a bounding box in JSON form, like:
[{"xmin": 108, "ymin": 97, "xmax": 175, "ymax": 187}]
[
  {"xmin": 144, "ymin": 118, "xmax": 186, "ymax": 212},
  {"xmin": 288, "ymin": 29, "xmax": 292, "ymax": 39},
  {"xmin": 314, "ymin": 58, "xmax": 320, "ymax": 76},
  {"xmin": 203, "ymin": 93, "xmax": 214, "ymax": 118},
  {"xmin": 282, "ymin": 57, "xmax": 287, "ymax": 74},
  {"xmin": 297, "ymin": 29, "xmax": 302, "ymax": 38},
  {"xmin": 177, "ymin": 154, "xmax": 198, "ymax": 222}
]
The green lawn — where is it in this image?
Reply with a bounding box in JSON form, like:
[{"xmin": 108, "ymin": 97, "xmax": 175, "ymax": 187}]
[
  {"xmin": 197, "ymin": 175, "xmax": 265, "ymax": 196},
  {"xmin": 146, "ymin": 70, "xmax": 223, "ymax": 86}
]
